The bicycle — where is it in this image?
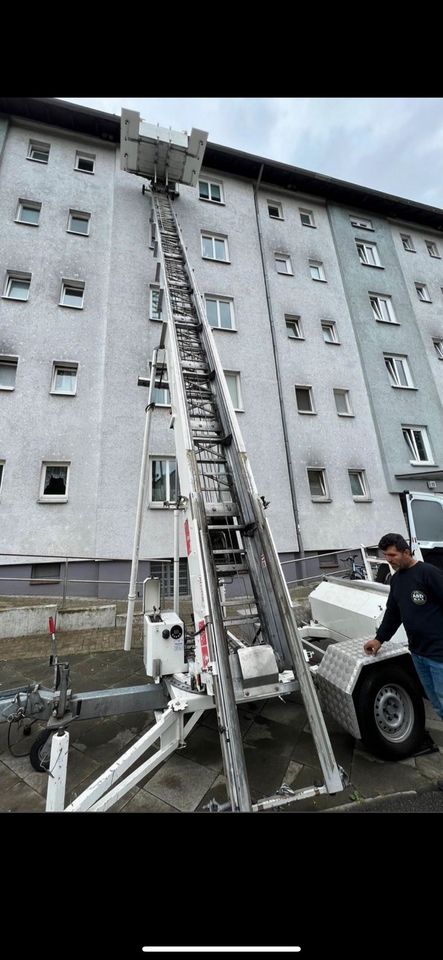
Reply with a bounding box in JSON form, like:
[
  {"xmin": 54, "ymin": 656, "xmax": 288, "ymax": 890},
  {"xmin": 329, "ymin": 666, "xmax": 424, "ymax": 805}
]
[{"xmin": 339, "ymin": 554, "xmax": 366, "ymax": 580}]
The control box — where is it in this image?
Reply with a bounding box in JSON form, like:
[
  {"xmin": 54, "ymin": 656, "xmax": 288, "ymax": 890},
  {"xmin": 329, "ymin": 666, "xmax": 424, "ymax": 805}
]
[{"xmin": 144, "ymin": 610, "xmax": 186, "ymax": 678}]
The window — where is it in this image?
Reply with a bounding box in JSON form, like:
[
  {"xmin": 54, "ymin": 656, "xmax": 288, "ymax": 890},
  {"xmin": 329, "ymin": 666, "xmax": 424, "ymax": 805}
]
[
  {"xmin": 426, "ymin": 240, "xmax": 440, "ymax": 258},
  {"xmin": 415, "ymin": 283, "xmax": 431, "ymax": 302},
  {"xmin": 350, "ymin": 215, "xmax": 373, "ymax": 230},
  {"xmin": 321, "ymin": 320, "xmax": 339, "ymax": 344},
  {"xmin": 60, "ymin": 280, "xmax": 85, "ymax": 308},
  {"xmin": 201, "ymin": 234, "xmax": 229, "ymax": 262},
  {"xmin": 27, "ymin": 140, "xmax": 50, "ymax": 163},
  {"xmin": 384, "ymin": 354, "xmax": 414, "ymax": 388},
  {"xmin": 74, "ymin": 151, "xmax": 95, "ymax": 173},
  {"xmin": 268, "ymin": 200, "xmax": 283, "ymax": 219},
  {"xmin": 0, "ymin": 461, "xmax": 4, "ymax": 494},
  {"xmin": 307, "ymin": 468, "xmax": 329, "ymax": 500},
  {"xmin": 150, "ymin": 286, "xmax": 163, "ymax": 321},
  {"xmin": 295, "ymin": 385, "xmax": 315, "ymax": 413},
  {"xmin": 148, "ymin": 362, "xmax": 170, "ymax": 405},
  {"xmin": 150, "ymin": 558, "xmax": 190, "ymax": 597},
  {"xmin": 309, "ymin": 260, "xmax": 326, "ymax": 281},
  {"xmin": 356, "ymin": 241, "xmax": 381, "ymax": 266},
  {"xmin": 51, "ymin": 363, "xmax": 78, "ymax": 395},
  {"xmin": 349, "ymin": 470, "xmax": 369, "ymax": 499},
  {"xmin": 67, "ymin": 210, "xmax": 90, "ymax": 235},
  {"xmin": 0, "ymin": 357, "xmax": 18, "ymax": 390},
  {"xmin": 199, "ymin": 179, "xmax": 223, "ymax": 203},
  {"xmin": 16, "ymin": 199, "xmax": 41, "ymax": 226},
  {"xmin": 285, "ymin": 315, "xmax": 303, "ymax": 339},
  {"xmin": 150, "ymin": 458, "xmax": 178, "ymax": 506},
  {"xmin": 433, "ymin": 339, "xmax": 443, "ymax": 359},
  {"xmin": 369, "ymin": 294, "xmax": 396, "ymax": 323},
  {"xmin": 400, "ymin": 234, "xmax": 415, "ymax": 252},
  {"xmin": 31, "ymin": 562, "xmax": 61, "ymax": 584},
  {"xmin": 300, "ymin": 208, "xmax": 315, "ymax": 227},
  {"xmin": 205, "ymin": 295, "xmax": 235, "ymax": 330},
  {"xmin": 3, "ymin": 272, "xmax": 31, "ymax": 301},
  {"xmin": 275, "ymin": 253, "xmax": 293, "ymax": 275},
  {"xmin": 402, "ymin": 427, "xmax": 433, "ymax": 465},
  {"xmin": 39, "ymin": 463, "xmax": 70, "ymax": 501},
  {"xmin": 224, "ymin": 371, "xmax": 242, "ymax": 410},
  {"xmin": 333, "ymin": 389, "xmax": 352, "ymax": 415}
]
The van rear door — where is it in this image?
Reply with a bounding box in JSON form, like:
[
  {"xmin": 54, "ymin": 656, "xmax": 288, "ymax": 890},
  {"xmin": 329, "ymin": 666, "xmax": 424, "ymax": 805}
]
[{"xmin": 403, "ymin": 491, "xmax": 443, "ymax": 568}]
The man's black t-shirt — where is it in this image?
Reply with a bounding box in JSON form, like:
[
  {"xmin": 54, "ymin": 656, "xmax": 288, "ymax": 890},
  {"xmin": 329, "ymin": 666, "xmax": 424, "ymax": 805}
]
[{"xmin": 376, "ymin": 561, "xmax": 443, "ymax": 661}]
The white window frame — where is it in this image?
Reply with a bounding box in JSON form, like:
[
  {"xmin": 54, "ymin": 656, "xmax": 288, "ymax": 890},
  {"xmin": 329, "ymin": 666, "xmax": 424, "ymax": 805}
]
[
  {"xmin": 356, "ymin": 240, "xmax": 381, "ymax": 267},
  {"xmin": 285, "ymin": 315, "xmax": 303, "ymax": 340},
  {"xmin": 0, "ymin": 460, "xmax": 4, "ymax": 495},
  {"xmin": 74, "ymin": 151, "xmax": 95, "ymax": 174},
  {"xmin": 205, "ymin": 295, "xmax": 235, "ymax": 331},
  {"xmin": 268, "ymin": 200, "xmax": 284, "ymax": 220},
  {"xmin": 349, "ymin": 215, "xmax": 373, "ymax": 230},
  {"xmin": 201, "ymin": 233, "xmax": 229, "ymax": 262},
  {"xmin": 384, "ymin": 354, "xmax": 414, "ymax": 389},
  {"xmin": 433, "ymin": 338, "xmax": 443, "ymax": 360},
  {"xmin": 59, "ymin": 280, "xmax": 85, "ymax": 309},
  {"xmin": 67, "ymin": 210, "xmax": 90, "ymax": 235},
  {"xmin": 369, "ymin": 293, "xmax": 397, "ymax": 324},
  {"xmin": 16, "ymin": 199, "xmax": 41, "ymax": 226},
  {"xmin": 3, "ymin": 272, "xmax": 31, "ymax": 301},
  {"xmin": 39, "ymin": 462, "xmax": 70, "ymax": 502},
  {"xmin": 400, "ymin": 234, "xmax": 415, "ymax": 252},
  {"xmin": 402, "ymin": 426, "xmax": 433, "ymax": 465},
  {"xmin": 224, "ymin": 370, "xmax": 243, "ymax": 411},
  {"xmin": 348, "ymin": 470, "xmax": 370, "ymax": 500},
  {"xmin": 198, "ymin": 178, "xmax": 224, "ymax": 204},
  {"xmin": 415, "ymin": 283, "xmax": 431, "ymax": 302},
  {"xmin": 0, "ymin": 356, "xmax": 18, "ymax": 391},
  {"xmin": 307, "ymin": 468, "xmax": 330, "ymax": 501},
  {"xmin": 300, "ymin": 208, "xmax": 315, "ymax": 228},
  {"xmin": 50, "ymin": 362, "xmax": 78, "ymax": 396},
  {"xmin": 309, "ymin": 260, "xmax": 326, "ymax": 281},
  {"xmin": 321, "ymin": 320, "xmax": 340, "ymax": 344},
  {"xmin": 27, "ymin": 140, "xmax": 50, "ymax": 163},
  {"xmin": 150, "ymin": 457, "xmax": 178, "ymax": 508},
  {"xmin": 149, "ymin": 285, "xmax": 163, "ymax": 321},
  {"xmin": 333, "ymin": 389, "xmax": 353, "ymax": 416},
  {"xmin": 426, "ymin": 240, "xmax": 440, "ymax": 258},
  {"xmin": 295, "ymin": 384, "xmax": 315, "ymax": 414},
  {"xmin": 275, "ymin": 253, "xmax": 293, "ymax": 275}
]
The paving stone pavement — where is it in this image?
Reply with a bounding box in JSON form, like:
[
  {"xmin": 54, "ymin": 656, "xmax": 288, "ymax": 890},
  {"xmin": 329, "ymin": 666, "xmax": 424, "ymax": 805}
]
[{"xmin": 1, "ymin": 647, "xmax": 443, "ymax": 813}]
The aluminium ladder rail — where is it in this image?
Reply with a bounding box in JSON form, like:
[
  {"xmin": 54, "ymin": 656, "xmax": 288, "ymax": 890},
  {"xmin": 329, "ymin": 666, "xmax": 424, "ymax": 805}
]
[{"xmin": 150, "ymin": 187, "xmax": 344, "ymax": 809}]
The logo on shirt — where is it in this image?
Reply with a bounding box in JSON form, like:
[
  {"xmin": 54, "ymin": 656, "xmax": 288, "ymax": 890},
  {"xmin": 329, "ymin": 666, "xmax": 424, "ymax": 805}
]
[{"xmin": 411, "ymin": 590, "xmax": 427, "ymax": 605}]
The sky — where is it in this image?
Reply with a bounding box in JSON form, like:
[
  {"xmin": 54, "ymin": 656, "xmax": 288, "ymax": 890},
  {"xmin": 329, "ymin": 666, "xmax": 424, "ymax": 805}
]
[{"xmin": 59, "ymin": 97, "xmax": 443, "ymax": 210}]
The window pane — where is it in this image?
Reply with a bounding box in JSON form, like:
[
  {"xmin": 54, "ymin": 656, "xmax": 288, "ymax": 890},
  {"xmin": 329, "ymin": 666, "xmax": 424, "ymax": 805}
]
[
  {"xmin": 322, "ymin": 323, "xmax": 335, "ymax": 342},
  {"xmin": 199, "ymin": 181, "xmax": 209, "ymax": 199},
  {"xmin": 63, "ymin": 287, "xmax": 83, "ymax": 307},
  {"xmin": 20, "ymin": 205, "xmax": 40, "ymax": 224},
  {"xmin": 152, "ymin": 461, "xmax": 167, "ymax": 501},
  {"xmin": 413, "ymin": 431, "xmax": 427, "ymax": 461},
  {"xmin": 308, "ymin": 471, "xmax": 325, "ymax": 497},
  {"xmin": 0, "ymin": 362, "xmax": 17, "ymax": 388},
  {"xmin": 205, "ymin": 298, "xmax": 218, "ymax": 326},
  {"xmin": 169, "ymin": 462, "xmax": 177, "ymax": 501},
  {"xmin": 202, "ymin": 237, "xmax": 213, "ymax": 258},
  {"xmin": 296, "ymin": 388, "xmax": 312, "ymax": 411},
  {"xmin": 219, "ymin": 301, "xmax": 232, "ymax": 329},
  {"xmin": 334, "ymin": 391, "xmax": 348, "ymax": 413},
  {"xmin": 214, "ymin": 238, "xmax": 226, "ymax": 260},
  {"xmin": 55, "ymin": 368, "xmax": 76, "ymax": 393},
  {"xmin": 44, "ymin": 466, "xmax": 67, "ymax": 495},
  {"xmin": 77, "ymin": 156, "xmax": 94, "ymax": 172},
  {"xmin": 8, "ymin": 279, "xmax": 29, "ymax": 299},
  {"xmin": 70, "ymin": 215, "xmax": 88, "ymax": 233},
  {"xmin": 349, "ymin": 472, "xmax": 364, "ymax": 496},
  {"xmin": 210, "ymin": 184, "xmax": 221, "ymax": 202},
  {"xmin": 225, "ymin": 374, "xmax": 239, "ymax": 408}
]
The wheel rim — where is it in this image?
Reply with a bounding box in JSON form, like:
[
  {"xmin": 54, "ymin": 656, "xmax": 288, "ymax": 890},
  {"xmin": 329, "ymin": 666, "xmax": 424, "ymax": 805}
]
[{"xmin": 373, "ymin": 683, "xmax": 414, "ymax": 743}]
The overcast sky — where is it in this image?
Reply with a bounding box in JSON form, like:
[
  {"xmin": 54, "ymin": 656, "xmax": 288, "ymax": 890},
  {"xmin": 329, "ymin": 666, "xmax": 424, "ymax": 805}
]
[{"xmin": 59, "ymin": 97, "xmax": 443, "ymax": 209}]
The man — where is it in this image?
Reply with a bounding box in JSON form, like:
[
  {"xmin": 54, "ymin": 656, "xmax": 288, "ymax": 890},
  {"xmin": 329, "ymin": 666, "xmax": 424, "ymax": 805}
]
[{"xmin": 364, "ymin": 533, "xmax": 443, "ymax": 789}]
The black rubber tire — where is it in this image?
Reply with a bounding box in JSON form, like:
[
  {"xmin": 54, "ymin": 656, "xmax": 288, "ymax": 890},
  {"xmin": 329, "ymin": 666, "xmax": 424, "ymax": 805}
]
[
  {"xmin": 355, "ymin": 663, "xmax": 425, "ymax": 760},
  {"xmin": 30, "ymin": 728, "xmax": 54, "ymax": 772}
]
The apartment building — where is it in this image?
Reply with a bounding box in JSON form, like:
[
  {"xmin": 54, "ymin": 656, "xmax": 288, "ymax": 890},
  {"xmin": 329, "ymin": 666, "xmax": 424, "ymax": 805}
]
[{"xmin": 0, "ymin": 97, "xmax": 442, "ymax": 597}]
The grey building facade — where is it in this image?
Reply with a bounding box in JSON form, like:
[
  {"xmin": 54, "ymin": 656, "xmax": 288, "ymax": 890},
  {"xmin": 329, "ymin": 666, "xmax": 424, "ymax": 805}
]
[{"xmin": 1, "ymin": 98, "xmax": 442, "ymax": 597}]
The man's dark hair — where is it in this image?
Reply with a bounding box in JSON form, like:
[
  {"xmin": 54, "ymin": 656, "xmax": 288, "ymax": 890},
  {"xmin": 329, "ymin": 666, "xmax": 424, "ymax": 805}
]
[{"xmin": 378, "ymin": 532, "xmax": 410, "ymax": 552}]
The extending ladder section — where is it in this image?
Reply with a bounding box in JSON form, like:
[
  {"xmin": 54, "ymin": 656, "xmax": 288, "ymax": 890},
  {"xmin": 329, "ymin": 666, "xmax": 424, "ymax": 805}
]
[{"xmin": 150, "ymin": 188, "xmax": 344, "ymax": 809}]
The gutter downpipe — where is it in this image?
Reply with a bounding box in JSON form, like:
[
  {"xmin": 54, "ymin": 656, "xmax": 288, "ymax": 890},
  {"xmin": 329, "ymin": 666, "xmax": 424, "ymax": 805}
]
[{"xmin": 253, "ymin": 164, "xmax": 306, "ymax": 581}]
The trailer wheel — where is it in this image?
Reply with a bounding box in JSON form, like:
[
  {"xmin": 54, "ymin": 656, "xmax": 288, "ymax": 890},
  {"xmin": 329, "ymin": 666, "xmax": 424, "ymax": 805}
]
[
  {"xmin": 30, "ymin": 728, "xmax": 54, "ymax": 772},
  {"xmin": 355, "ymin": 664, "xmax": 425, "ymax": 760}
]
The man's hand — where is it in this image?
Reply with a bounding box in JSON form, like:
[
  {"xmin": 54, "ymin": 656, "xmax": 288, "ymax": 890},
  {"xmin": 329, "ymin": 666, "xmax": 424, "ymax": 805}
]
[{"xmin": 364, "ymin": 637, "xmax": 382, "ymax": 656}]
